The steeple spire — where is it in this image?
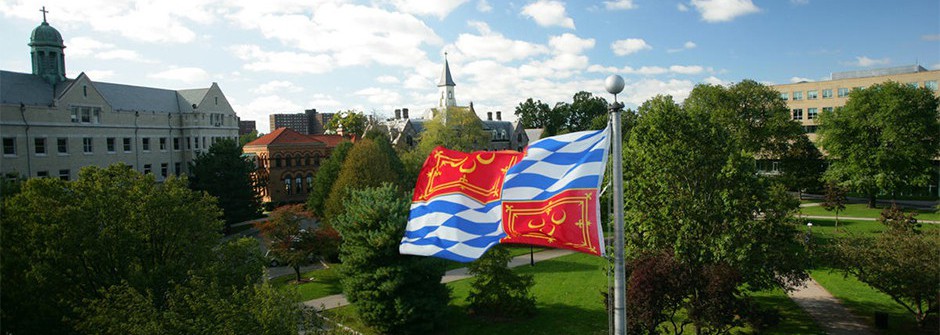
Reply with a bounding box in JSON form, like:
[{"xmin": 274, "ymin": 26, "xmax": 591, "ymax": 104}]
[
  {"xmin": 438, "ymin": 52, "xmax": 456, "ymax": 87},
  {"xmin": 437, "ymin": 52, "xmax": 457, "ymax": 108}
]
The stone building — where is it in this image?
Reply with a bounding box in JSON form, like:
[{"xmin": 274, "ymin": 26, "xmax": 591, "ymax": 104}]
[{"xmin": 1, "ymin": 16, "xmax": 239, "ymax": 181}]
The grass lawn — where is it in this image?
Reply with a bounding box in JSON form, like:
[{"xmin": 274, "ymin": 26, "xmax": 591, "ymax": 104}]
[
  {"xmin": 811, "ymin": 269, "xmax": 938, "ymax": 334},
  {"xmin": 323, "ymin": 253, "xmax": 823, "ymax": 335},
  {"xmin": 271, "ymin": 265, "xmax": 343, "ymax": 301},
  {"xmin": 799, "ymin": 203, "xmax": 939, "ymax": 221},
  {"xmin": 443, "ymin": 245, "xmax": 545, "ymax": 271}
]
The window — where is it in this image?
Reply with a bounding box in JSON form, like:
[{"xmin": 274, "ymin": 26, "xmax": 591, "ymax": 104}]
[
  {"xmin": 83, "ymin": 137, "xmax": 93, "ymax": 153},
  {"xmin": 275, "ymin": 156, "xmax": 282, "ymax": 168},
  {"xmin": 286, "ymin": 154, "xmax": 292, "ymax": 167},
  {"xmin": 174, "ymin": 162, "xmax": 181, "ymax": 175},
  {"xmin": 822, "ymin": 89, "xmax": 832, "ymax": 99},
  {"xmin": 807, "ymin": 90, "xmax": 818, "ymax": 100},
  {"xmin": 161, "ymin": 163, "xmax": 168, "ymax": 177},
  {"xmin": 202, "ymin": 137, "xmax": 206, "ymax": 149},
  {"xmin": 2, "ymin": 138, "xmax": 14, "ymax": 155},
  {"xmin": 107, "ymin": 138, "xmax": 116, "ymax": 153},
  {"xmin": 83, "ymin": 85, "xmax": 87, "ymax": 97},
  {"xmin": 70, "ymin": 108, "xmax": 79, "ymax": 123},
  {"xmin": 926, "ymin": 80, "xmax": 938, "ymax": 91},
  {"xmin": 37, "ymin": 171, "xmax": 48, "ymax": 177},
  {"xmin": 123, "ymin": 138, "xmax": 132, "ymax": 152},
  {"xmin": 34, "ymin": 138, "xmax": 46, "ymax": 155},
  {"xmin": 779, "ymin": 92, "xmax": 789, "ymax": 100},
  {"xmin": 284, "ymin": 176, "xmax": 292, "ymax": 194},
  {"xmin": 306, "ymin": 174, "xmax": 313, "ymax": 192},
  {"xmin": 907, "ymin": 82, "xmax": 919, "ymax": 88},
  {"xmin": 57, "ymin": 138, "xmax": 68, "ymax": 154},
  {"xmin": 295, "ymin": 176, "xmax": 302, "ymax": 193},
  {"xmin": 792, "ymin": 109, "xmax": 803, "ymax": 120},
  {"xmin": 194, "ymin": 137, "xmax": 199, "ymax": 149},
  {"xmin": 59, "ymin": 169, "xmax": 70, "ymax": 181},
  {"xmin": 159, "ymin": 137, "xmax": 167, "ymax": 151},
  {"xmin": 186, "ymin": 137, "xmax": 192, "ymax": 150},
  {"xmin": 837, "ymin": 87, "xmax": 849, "ymax": 97},
  {"xmin": 314, "ymin": 153, "xmax": 321, "ymax": 166},
  {"xmin": 173, "ymin": 138, "xmax": 180, "ymax": 150},
  {"xmin": 142, "ymin": 138, "xmax": 150, "ymax": 151},
  {"xmin": 823, "ymin": 107, "xmax": 834, "ymax": 115},
  {"xmin": 81, "ymin": 108, "xmax": 91, "ymax": 123},
  {"xmin": 802, "ymin": 125, "xmax": 818, "ymax": 134},
  {"xmin": 807, "ymin": 108, "xmax": 818, "ymax": 120},
  {"xmin": 792, "ymin": 91, "xmax": 803, "ymax": 101},
  {"xmin": 144, "ymin": 164, "xmax": 152, "ymax": 175}
]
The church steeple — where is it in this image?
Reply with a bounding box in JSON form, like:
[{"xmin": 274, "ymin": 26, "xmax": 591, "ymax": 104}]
[
  {"xmin": 29, "ymin": 6, "xmax": 67, "ymax": 85},
  {"xmin": 438, "ymin": 52, "xmax": 457, "ymax": 108}
]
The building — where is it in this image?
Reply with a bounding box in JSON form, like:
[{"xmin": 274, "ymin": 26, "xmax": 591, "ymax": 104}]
[
  {"xmin": 1, "ymin": 16, "xmax": 239, "ymax": 181},
  {"xmin": 269, "ymin": 109, "xmax": 334, "ymax": 135},
  {"xmin": 239, "ymin": 120, "xmax": 257, "ymax": 135},
  {"xmin": 375, "ymin": 55, "xmax": 529, "ymax": 151},
  {"xmin": 242, "ymin": 127, "xmax": 350, "ymax": 204},
  {"xmin": 771, "ymin": 65, "xmax": 940, "ymax": 142}
]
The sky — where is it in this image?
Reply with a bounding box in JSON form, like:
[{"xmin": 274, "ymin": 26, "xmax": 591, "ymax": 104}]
[{"xmin": 2, "ymin": 0, "xmax": 938, "ymax": 133}]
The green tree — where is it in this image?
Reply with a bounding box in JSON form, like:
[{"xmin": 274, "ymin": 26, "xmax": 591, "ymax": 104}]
[
  {"xmin": 821, "ymin": 182, "xmax": 848, "ymax": 228},
  {"xmin": 334, "ymin": 184, "xmax": 449, "ymax": 334},
  {"xmin": 190, "ymin": 138, "xmax": 262, "ymax": 229},
  {"xmin": 779, "ymin": 135, "xmax": 825, "ymax": 199},
  {"xmin": 323, "ymin": 138, "xmax": 403, "ymax": 221},
  {"xmin": 565, "ymin": 91, "xmax": 608, "ymax": 132},
  {"xmin": 832, "ymin": 207, "xmax": 939, "ymax": 327},
  {"xmin": 326, "ymin": 110, "xmax": 367, "ymax": 137},
  {"xmin": 401, "ymin": 107, "xmax": 489, "ymax": 188},
  {"xmin": 514, "ymin": 98, "xmax": 564, "ymax": 136},
  {"xmin": 466, "ymin": 245, "xmax": 536, "ymax": 319},
  {"xmin": 256, "ymin": 204, "xmax": 316, "ymax": 282},
  {"xmin": 622, "ymin": 95, "xmax": 808, "ymax": 333},
  {"xmin": 817, "ymin": 81, "xmax": 940, "ymax": 207},
  {"xmin": 306, "ymin": 141, "xmax": 353, "ymax": 218},
  {"xmin": 239, "ymin": 130, "xmax": 262, "ymax": 146}
]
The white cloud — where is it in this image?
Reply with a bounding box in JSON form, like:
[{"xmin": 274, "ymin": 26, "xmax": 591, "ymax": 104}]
[
  {"xmin": 254, "ymin": 80, "xmax": 303, "ymax": 94},
  {"xmin": 611, "ymin": 38, "xmax": 652, "ymax": 56},
  {"xmin": 621, "ymin": 78, "xmax": 695, "ymax": 105},
  {"xmin": 588, "ymin": 64, "xmax": 706, "ymax": 76},
  {"xmin": 454, "ymin": 22, "xmax": 550, "ymax": 62},
  {"xmin": 604, "ymin": 0, "xmax": 636, "ymax": 10},
  {"xmin": 388, "ymin": 0, "xmax": 469, "ymax": 19},
  {"xmin": 355, "ymin": 87, "xmax": 402, "ymax": 105},
  {"xmin": 702, "ymin": 76, "xmax": 729, "ymax": 86},
  {"xmin": 668, "ymin": 40, "xmax": 697, "ymax": 53},
  {"xmin": 522, "ymin": 0, "xmax": 575, "ymax": 29},
  {"xmin": 848, "ymin": 56, "xmax": 891, "ymax": 67},
  {"xmin": 669, "ymin": 65, "xmax": 704, "ymax": 74},
  {"xmin": 307, "ymin": 94, "xmax": 342, "ymax": 109},
  {"xmin": 921, "ymin": 34, "xmax": 940, "ymax": 41},
  {"xmin": 677, "ymin": 3, "xmax": 689, "ymax": 11},
  {"xmin": 790, "ymin": 0, "xmax": 809, "ymax": 5},
  {"xmin": 790, "ymin": 76, "xmax": 814, "ymax": 83},
  {"xmin": 231, "ymin": 45, "xmax": 333, "ymax": 74},
  {"xmin": 376, "ymin": 75, "xmax": 400, "ymax": 84},
  {"xmin": 549, "ymin": 33, "xmax": 595, "ymax": 55},
  {"xmin": 148, "ymin": 67, "xmax": 209, "ymax": 84},
  {"xmin": 932, "ymin": 63, "xmax": 940, "ymax": 71},
  {"xmin": 66, "ymin": 37, "xmax": 149, "ymax": 62},
  {"xmin": 690, "ymin": 0, "xmax": 760, "ymax": 22},
  {"xmin": 477, "ymin": 0, "xmax": 493, "ymax": 12},
  {"xmin": 83, "ymin": 70, "xmax": 115, "ymax": 81},
  {"xmin": 233, "ymin": 95, "xmax": 303, "ymax": 133}
]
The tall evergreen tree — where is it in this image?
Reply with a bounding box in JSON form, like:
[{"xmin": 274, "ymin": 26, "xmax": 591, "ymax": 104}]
[
  {"xmin": 306, "ymin": 141, "xmax": 353, "ymax": 218},
  {"xmin": 323, "ymin": 138, "xmax": 403, "ymax": 221},
  {"xmin": 189, "ymin": 138, "xmax": 262, "ymax": 228}
]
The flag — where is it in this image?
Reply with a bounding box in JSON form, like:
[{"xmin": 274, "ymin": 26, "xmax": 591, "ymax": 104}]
[
  {"xmin": 500, "ymin": 127, "xmax": 610, "ymax": 256},
  {"xmin": 400, "ymin": 147, "xmax": 523, "ymax": 262}
]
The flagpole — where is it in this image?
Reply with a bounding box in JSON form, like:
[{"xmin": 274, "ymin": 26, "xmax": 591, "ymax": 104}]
[{"xmin": 605, "ymin": 74, "xmax": 627, "ymax": 335}]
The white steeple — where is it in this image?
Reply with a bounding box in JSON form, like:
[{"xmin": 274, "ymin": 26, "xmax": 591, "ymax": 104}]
[{"xmin": 438, "ymin": 52, "xmax": 457, "ymax": 108}]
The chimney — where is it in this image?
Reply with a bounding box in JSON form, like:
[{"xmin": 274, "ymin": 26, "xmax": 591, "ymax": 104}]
[
  {"xmin": 496, "ymin": 111, "xmax": 502, "ymax": 121},
  {"xmin": 402, "ymin": 108, "xmax": 409, "ymax": 119},
  {"xmin": 487, "ymin": 112, "xmax": 493, "ymax": 121},
  {"xmin": 395, "ymin": 109, "xmax": 401, "ymax": 119}
]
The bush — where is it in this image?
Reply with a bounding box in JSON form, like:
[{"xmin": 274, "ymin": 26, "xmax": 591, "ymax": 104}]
[{"xmin": 466, "ymin": 245, "xmax": 536, "ymax": 319}]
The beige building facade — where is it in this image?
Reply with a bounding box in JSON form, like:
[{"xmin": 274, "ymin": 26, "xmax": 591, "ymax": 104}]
[
  {"xmin": 771, "ymin": 65, "xmax": 940, "ymax": 142},
  {"xmin": 1, "ymin": 18, "xmax": 239, "ymax": 181}
]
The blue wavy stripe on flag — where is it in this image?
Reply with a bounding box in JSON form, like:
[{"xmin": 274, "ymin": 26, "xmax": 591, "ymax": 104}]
[
  {"xmin": 408, "ymin": 198, "xmax": 502, "ymax": 220},
  {"xmin": 400, "ymin": 237, "xmax": 500, "ymax": 262},
  {"xmin": 401, "ymin": 192, "xmax": 505, "ymax": 262},
  {"xmin": 503, "ymin": 127, "xmax": 610, "ymax": 201}
]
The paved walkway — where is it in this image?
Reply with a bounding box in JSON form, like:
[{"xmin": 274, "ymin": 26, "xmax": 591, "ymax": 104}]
[
  {"xmin": 787, "ymin": 277, "xmax": 875, "ymax": 335},
  {"xmin": 802, "ymin": 215, "xmax": 939, "ymax": 224},
  {"xmin": 303, "ymin": 249, "xmax": 575, "ymax": 310}
]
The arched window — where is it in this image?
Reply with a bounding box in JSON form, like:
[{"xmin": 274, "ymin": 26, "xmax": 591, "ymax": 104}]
[
  {"xmin": 294, "ymin": 176, "xmax": 302, "ymax": 193},
  {"xmin": 314, "ymin": 153, "xmax": 321, "ymax": 167},
  {"xmin": 284, "ymin": 175, "xmax": 292, "ymax": 194},
  {"xmin": 275, "ymin": 155, "xmax": 282, "ymax": 168},
  {"xmin": 304, "ymin": 154, "xmax": 311, "ymax": 166},
  {"xmin": 306, "ymin": 174, "xmax": 313, "ymax": 192},
  {"xmin": 285, "ymin": 154, "xmax": 292, "ymax": 167}
]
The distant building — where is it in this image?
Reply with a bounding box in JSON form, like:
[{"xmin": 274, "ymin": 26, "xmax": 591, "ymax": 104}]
[
  {"xmin": 269, "ymin": 109, "xmax": 334, "ymax": 135},
  {"xmin": 771, "ymin": 65, "xmax": 939, "ymax": 142},
  {"xmin": 239, "ymin": 120, "xmax": 257, "ymax": 135},
  {"xmin": 375, "ymin": 55, "xmax": 528, "ymax": 151},
  {"xmin": 242, "ymin": 127, "xmax": 351, "ymax": 204},
  {"xmin": 1, "ymin": 16, "xmax": 239, "ymax": 181}
]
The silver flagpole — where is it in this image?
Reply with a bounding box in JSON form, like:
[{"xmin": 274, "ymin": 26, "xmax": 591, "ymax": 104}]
[{"xmin": 605, "ymin": 74, "xmax": 626, "ymax": 335}]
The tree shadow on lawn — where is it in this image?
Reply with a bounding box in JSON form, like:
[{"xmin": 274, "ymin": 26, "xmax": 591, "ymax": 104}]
[
  {"xmin": 516, "ymin": 259, "xmax": 601, "ymax": 274},
  {"xmin": 835, "ymin": 299, "xmax": 939, "ymax": 335},
  {"xmin": 439, "ymin": 302, "xmax": 607, "ymax": 335}
]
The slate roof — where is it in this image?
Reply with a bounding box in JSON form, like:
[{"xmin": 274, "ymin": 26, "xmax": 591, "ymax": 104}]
[
  {"xmin": 178, "ymin": 88, "xmax": 209, "ymax": 107},
  {"xmin": 245, "ymin": 127, "xmax": 351, "ymax": 147},
  {"xmin": 438, "ymin": 59, "xmax": 456, "ymax": 87},
  {"xmin": 0, "ymin": 70, "xmax": 56, "ymax": 105},
  {"xmin": 94, "ymin": 81, "xmax": 184, "ymax": 113}
]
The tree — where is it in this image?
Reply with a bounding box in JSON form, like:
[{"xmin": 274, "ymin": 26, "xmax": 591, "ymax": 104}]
[
  {"xmin": 821, "ymin": 182, "xmax": 848, "ymax": 228},
  {"xmin": 190, "ymin": 138, "xmax": 262, "ymax": 229},
  {"xmin": 306, "ymin": 141, "xmax": 353, "ymax": 218},
  {"xmin": 817, "ymin": 82, "xmax": 940, "ymax": 207},
  {"xmin": 1, "ymin": 165, "xmax": 302, "ymax": 334},
  {"xmin": 832, "ymin": 207, "xmax": 939, "ymax": 327},
  {"xmin": 622, "ymin": 95, "xmax": 809, "ymax": 333},
  {"xmin": 323, "ymin": 138, "xmax": 403, "ymax": 221},
  {"xmin": 334, "ymin": 184, "xmax": 450, "ymax": 334},
  {"xmin": 239, "ymin": 129, "xmax": 261, "ymax": 146},
  {"xmin": 256, "ymin": 204, "xmax": 316, "ymax": 282},
  {"xmin": 326, "ymin": 110, "xmax": 367, "ymax": 137},
  {"xmin": 514, "ymin": 98, "xmax": 564, "ymax": 136},
  {"xmin": 565, "ymin": 91, "xmax": 608, "ymax": 132},
  {"xmin": 779, "ymin": 135, "xmax": 825, "ymax": 199},
  {"xmin": 466, "ymin": 245, "xmax": 536, "ymax": 319},
  {"xmin": 402, "ymin": 106, "xmax": 489, "ymax": 188}
]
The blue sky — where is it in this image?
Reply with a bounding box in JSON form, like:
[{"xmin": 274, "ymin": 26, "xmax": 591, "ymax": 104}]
[{"xmin": 2, "ymin": 0, "xmax": 938, "ymax": 133}]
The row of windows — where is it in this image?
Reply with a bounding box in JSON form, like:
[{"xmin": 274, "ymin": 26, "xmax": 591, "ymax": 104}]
[
  {"xmin": 268, "ymin": 154, "xmax": 322, "ymax": 168},
  {"xmin": 2, "ymin": 136, "xmax": 237, "ymax": 156},
  {"xmin": 781, "ymin": 81, "xmax": 938, "ymax": 101},
  {"xmin": 35, "ymin": 162, "xmax": 185, "ymax": 181},
  {"xmin": 283, "ymin": 173, "xmax": 315, "ymax": 195},
  {"xmin": 792, "ymin": 107, "xmax": 835, "ymax": 121}
]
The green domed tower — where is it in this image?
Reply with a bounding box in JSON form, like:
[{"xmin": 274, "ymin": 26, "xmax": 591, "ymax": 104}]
[{"xmin": 29, "ymin": 7, "xmax": 67, "ymax": 85}]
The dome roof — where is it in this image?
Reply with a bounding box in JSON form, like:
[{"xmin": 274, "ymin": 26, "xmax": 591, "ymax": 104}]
[{"xmin": 29, "ymin": 22, "xmax": 64, "ymax": 48}]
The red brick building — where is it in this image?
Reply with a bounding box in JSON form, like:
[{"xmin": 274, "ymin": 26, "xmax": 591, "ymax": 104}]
[{"xmin": 243, "ymin": 127, "xmax": 351, "ymax": 204}]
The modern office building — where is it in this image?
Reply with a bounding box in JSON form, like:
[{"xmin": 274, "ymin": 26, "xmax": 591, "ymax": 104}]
[
  {"xmin": 771, "ymin": 65, "xmax": 940, "ymax": 142},
  {"xmin": 269, "ymin": 109, "xmax": 334, "ymax": 135},
  {"xmin": 239, "ymin": 120, "xmax": 257, "ymax": 135},
  {"xmin": 1, "ymin": 17, "xmax": 240, "ymax": 181}
]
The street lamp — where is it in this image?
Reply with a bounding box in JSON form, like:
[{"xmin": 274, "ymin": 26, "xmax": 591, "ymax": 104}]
[{"xmin": 605, "ymin": 74, "xmax": 626, "ymax": 335}]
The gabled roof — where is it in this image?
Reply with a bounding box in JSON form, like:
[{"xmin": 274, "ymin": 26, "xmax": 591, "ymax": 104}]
[
  {"xmin": 0, "ymin": 70, "xmax": 56, "ymax": 105},
  {"xmin": 245, "ymin": 127, "xmax": 352, "ymax": 147},
  {"xmin": 178, "ymin": 88, "xmax": 210, "ymax": 107},
  {"xmin": 95, "ymin": 81, "xmax": 186, "ymax": 113},
  {"xmin": 525, "ymin": 128, "xmax": 545, "ymax": 142}
]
